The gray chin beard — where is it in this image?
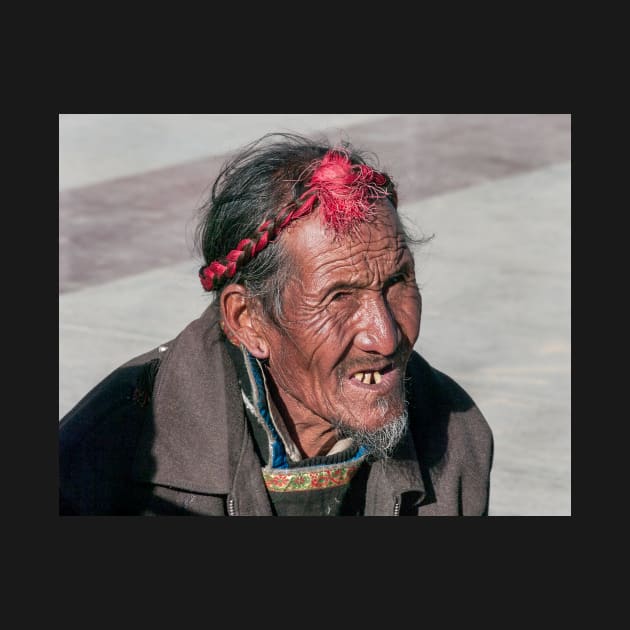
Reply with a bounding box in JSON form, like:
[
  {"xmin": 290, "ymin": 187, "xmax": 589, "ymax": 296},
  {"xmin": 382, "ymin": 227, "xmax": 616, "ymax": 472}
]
[{"xmin": 333, "ymin": 405, "xmax": 409, "ymax": 461}]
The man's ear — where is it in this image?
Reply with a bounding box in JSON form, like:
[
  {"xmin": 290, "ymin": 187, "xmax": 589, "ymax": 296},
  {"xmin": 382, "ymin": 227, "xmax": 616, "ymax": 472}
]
[{"xmin": 220, "ymin": 284, "xmax": 270, "ymax": 359}]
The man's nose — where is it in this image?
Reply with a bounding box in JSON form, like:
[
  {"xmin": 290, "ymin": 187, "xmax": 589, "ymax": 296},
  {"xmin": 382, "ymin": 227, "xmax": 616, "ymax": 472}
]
[{"xmin": 353, "ymin": 294, "xmax": 400, "ymax": 356}]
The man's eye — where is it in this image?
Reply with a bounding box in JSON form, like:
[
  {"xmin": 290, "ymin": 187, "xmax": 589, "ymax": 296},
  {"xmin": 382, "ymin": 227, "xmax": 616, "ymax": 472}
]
[
  {"xmin": 331, "ymin": 291, "xmax": 351, "ymax": 302},
  {"xmin": 385, "ymin": 274, "xmax": 406, "ymax": 288}
]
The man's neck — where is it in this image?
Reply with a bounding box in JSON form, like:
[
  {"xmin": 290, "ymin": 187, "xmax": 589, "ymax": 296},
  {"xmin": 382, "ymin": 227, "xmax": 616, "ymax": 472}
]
[{"xmin": 264, "ymin": 369, "xmax": 338, "ymax": 459}]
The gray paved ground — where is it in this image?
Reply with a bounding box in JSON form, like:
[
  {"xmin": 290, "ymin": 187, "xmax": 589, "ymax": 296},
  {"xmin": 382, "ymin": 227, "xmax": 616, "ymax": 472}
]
[{"xmin": 59, "ymin": 114, "xmax": 571, "ymax": 516}]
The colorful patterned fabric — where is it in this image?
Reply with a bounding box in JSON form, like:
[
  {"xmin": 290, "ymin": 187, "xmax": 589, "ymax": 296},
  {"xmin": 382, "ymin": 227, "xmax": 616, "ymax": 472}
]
[{"xmin": 262, "ymin": 458, "xmax": 366, "ymax": 493}]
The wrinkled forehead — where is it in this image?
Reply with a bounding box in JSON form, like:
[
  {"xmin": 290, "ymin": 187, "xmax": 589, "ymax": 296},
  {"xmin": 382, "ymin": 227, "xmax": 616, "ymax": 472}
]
[{"xmin": 281, "ymin": 200, "xmax": 408, "ymax": 277}]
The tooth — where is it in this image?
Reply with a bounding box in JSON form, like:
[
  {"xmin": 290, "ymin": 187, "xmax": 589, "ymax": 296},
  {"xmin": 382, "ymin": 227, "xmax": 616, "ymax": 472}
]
[
  {"xmin": 365, "ymin": 372, "xmax": 372, "ymax": 385},
  {"xmin": 355, "ymin": 372, "xmax": 364, "ymax": 382},
  {"xmin": 373, "ymin": 371, "xmax": 382, "ymax": 384}
]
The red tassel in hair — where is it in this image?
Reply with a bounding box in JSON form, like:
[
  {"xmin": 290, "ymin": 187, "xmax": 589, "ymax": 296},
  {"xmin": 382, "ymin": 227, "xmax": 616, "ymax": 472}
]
[{"xmin": 303, "ymin": 150, "xmax": 389, "ymax": 233}]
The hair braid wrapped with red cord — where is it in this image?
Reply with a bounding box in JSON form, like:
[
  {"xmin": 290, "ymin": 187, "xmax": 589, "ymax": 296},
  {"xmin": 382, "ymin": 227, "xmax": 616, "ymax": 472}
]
[{"xmin": 199, "ymin": 149, "xmax": 396, "ymax": 292}]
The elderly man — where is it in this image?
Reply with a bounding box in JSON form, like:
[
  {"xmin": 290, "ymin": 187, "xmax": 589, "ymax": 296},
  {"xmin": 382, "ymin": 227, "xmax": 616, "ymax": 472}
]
[{"xmin": 59, "ymin": 133, "xmax": 493, "ymax": 516}]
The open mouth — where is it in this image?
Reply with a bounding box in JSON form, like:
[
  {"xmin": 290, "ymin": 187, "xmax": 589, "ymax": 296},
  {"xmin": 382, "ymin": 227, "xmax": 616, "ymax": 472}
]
[{"xmin": 350, "ymin": 363, "xmax": 395, "ymax": 385}]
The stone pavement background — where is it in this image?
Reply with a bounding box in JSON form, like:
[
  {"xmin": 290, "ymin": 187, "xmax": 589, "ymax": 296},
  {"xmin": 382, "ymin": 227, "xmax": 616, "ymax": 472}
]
[{"xmin": 59, "ymin": 114, "xmax": 571, "ymax": 516}]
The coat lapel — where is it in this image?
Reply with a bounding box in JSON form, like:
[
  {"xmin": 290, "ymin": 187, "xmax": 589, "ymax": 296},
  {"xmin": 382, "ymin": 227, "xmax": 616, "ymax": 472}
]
[{"xmin": 132, "ymin": 304, "xmax": 244, "ymax": 495}]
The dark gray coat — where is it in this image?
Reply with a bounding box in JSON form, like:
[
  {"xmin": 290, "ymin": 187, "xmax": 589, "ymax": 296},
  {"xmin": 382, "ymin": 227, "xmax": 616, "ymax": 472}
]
[{"xmin": 59, "ymin": 305, "xmax": 493, "ymax": 515}]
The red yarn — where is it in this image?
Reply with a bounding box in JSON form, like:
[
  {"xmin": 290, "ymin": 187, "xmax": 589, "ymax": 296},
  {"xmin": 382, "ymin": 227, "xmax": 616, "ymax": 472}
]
[
  {"xmin": 199, "ymin": 149, "xmax": 393, "ymax": 291},
  {"xmin": 304, "ymin": 150, "xmax": 388, "ymax": 233}
]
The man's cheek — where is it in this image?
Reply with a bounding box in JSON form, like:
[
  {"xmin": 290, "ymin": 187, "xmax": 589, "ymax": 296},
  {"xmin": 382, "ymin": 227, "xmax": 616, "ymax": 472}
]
[
  {"xmin": 396, "ymin": 294, "xmax": 422, "ymax": 336},
  {"xmin": 287, "ymin": 311, "xmax": 348, "ymax": 353},
  {"xmin": 293, "ymin": 307, "xmax": 343, "ymax": 334}
]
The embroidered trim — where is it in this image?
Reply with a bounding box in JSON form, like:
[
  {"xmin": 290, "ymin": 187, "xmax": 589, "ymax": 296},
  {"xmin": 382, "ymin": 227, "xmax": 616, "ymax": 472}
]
[{"xmin": 263, "ymin": 460, "xmax": 364, "ymax": 493}]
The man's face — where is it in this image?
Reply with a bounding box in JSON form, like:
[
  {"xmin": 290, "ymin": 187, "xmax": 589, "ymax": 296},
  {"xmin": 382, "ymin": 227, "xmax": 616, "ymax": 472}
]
[{"xmin": 261, "ymin": 200, "xmax": 422, "ymax": 440}]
